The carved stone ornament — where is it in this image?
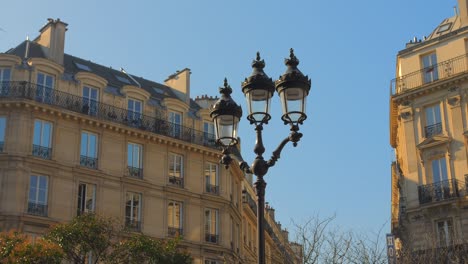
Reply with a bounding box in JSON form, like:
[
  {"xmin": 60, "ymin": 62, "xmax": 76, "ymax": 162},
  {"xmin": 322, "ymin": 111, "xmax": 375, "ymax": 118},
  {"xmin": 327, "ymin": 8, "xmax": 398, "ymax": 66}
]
[
  {"xmin": 401, "ymin": 100, "xmax": 412, "ymax": 106},
  {"xmin": 400, "ymin": 110, "xmax": 412, "ymax": 120},
  {"xmin": 447, "ymin": 95, "xmax": 461, "ymax": 107}
]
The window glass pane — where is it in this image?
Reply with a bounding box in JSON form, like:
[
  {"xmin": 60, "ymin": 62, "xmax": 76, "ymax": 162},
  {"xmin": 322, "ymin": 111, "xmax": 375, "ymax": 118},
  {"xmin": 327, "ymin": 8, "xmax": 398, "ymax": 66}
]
[
  {"xmin": 127, "ymin": 144, "xmax": 132, "ymax": 165},
  {"xmin": 37, "ymin": 73, "xmax": 44, "ymax": 86},
  {"xmin": 135, "ymin": 101, "xmax": 141, "ymax": 113},
  {"xmin": 45, "ymin": 75, "xmax": 54, "ymax": 88},
  {"xmin": 33, "ymin": 120, "xmax": 41, "ymax": 145},
  {"xmin": 81, "ymin": 133, "xmax": 88, "ymax": 156},
  {"xmin": 89, "ymin": 134, "xmax": 96, "ymax": 157},
  {"xmin": 128, "ymin": 99, "xmax": 134, "ymax": 110},
  {"xmin": 83, "ymin": 87, "xmax": 89, "ymax": 98},
  {"xmin": 0, "ymin": 117, "xmax": 5, "ymax": 141},
  {"xmin": 42, "ymin": 122, "xmax": 51, "ymax": 147},
  {"xmin": 91, "ymin": 89, "xmax": 98, "ymax": 100}
]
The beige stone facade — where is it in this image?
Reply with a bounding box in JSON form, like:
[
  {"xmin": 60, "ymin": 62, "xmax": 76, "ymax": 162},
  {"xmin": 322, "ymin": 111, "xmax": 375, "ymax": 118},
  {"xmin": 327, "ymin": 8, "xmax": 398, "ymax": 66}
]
[
  {"xmin": 390, "ymin": 0, "xmax": 468, "ymax": 253},
  {"xmin": 0, "ymin": 19, "xmax": 301, "ymax": 263}
]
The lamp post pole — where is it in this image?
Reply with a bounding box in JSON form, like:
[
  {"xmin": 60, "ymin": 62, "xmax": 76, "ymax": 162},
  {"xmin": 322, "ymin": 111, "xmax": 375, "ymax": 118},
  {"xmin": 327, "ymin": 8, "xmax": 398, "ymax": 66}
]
[{"xmin": 210, "ymin": 49, "xmax": 310, "ymax": 264}]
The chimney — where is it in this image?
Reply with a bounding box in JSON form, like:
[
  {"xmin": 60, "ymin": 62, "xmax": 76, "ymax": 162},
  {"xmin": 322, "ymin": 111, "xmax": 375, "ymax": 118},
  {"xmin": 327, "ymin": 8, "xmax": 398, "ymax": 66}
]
[
  {"xmin": 164, "ymin": 68, "xmax": 191, "ymax": 105},
  {"xmin": 459, "ymin": 0, "xmax": 468, "ymax": 26},
  {"xmin": 35, "ymin": 18, "xmax": 68, "ymax": 65}
]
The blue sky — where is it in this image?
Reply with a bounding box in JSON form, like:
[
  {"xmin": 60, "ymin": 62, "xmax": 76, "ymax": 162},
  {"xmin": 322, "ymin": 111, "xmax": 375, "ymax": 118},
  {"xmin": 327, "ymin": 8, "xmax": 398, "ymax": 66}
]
[{"xmin": 0, "ymin": 0, "xmax": 458, "ymax": 236}]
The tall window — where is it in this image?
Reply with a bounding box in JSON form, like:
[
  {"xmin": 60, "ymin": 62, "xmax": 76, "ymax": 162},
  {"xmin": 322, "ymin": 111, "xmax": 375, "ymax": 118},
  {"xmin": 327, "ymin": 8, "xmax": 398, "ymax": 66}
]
[
  {"xmin": 203, "ymin": 121, "xmax": 215, "ymax": 145},
  {"xmin": 422, "ymin": 53, "xmax": 438, "ymax": 83},
  {"xmin": 437, "ymin": 219, "xmax": 454, "ymax": 247},
  {"xmin": 205, "ymin": 260, "xmax": 218, "ymax": 264},
  {"xmin": 424, "ymin": 104, "xmax": 442, "ymax": 137},
  {"xmin": 167, "ymin": 201, "xmax": 183, "ymax": 236},
  {"xmin": 82, "ymin": 86, "xmax": 99, "ymax": 115},
  {"xmin": 127, "ymin": 143, "xmax": 143, "ymax": 178},
  {"xmin": 205, "ymin": 208, "xmax": 219, "ymax": 243},
  {"xmin": 168, "ymin": 153, "xmax": 183, "ymax": 187},
  {"xmin": 33, "ymin": 119, "xmax": 52, "ymax": 159},
  {"xmin": 431, "ymin": 157, "xmax": 449, "ymax": 201},
  {"xmin": 205, "ymin": 162, "xmax": 219, "ymax": 194},
  {"xmin": 125, "ymin": 192, "xmax": 141, "ymax": 231},
  {"xmin": 27, "ymin": 175, "xmax": 48, "ymax": 216},
  {"xmin": 0, "ymin": 117, "xmax": 6, "ymax": 152},
  {"xmin": 80, "ymin": 131, "xmax": 98, "ymax": 169},
  {"xmin": 36, "ymin": 72, "xmax": 54, "ymax": 103},
  {"xmin": 0, "ymin": 67, "xmax": 11, "ymax": 95},
  {"xmin": 169, "ymin": 111, "xmax": 182, "ymax": 138},
  {"xmin": 77, "ymin": 183, "xmax": 96, "ymax": 215},
  {"xmin": 128, "ymin": 98, "xmax": 142, "ymax": 126}
]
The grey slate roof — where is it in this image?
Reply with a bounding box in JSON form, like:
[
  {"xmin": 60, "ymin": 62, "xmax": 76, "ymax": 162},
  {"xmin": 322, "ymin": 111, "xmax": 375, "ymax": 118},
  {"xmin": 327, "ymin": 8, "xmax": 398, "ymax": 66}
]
[{"xmin": 4, "ymin": 40, "xmax": 202, "ymax": 114}]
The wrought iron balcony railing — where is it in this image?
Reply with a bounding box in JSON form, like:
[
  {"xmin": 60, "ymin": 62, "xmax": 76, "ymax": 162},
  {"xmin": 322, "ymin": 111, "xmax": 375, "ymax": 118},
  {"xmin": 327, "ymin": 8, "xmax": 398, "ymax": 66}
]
[
  {"xmin": 205, "ymin": 183, "xmax": 219, "ymax": 195},
  {"xmin": 205, "ymin": 233, "xmax": 219, "ymax": 243},
  {"xmin": 168, "ymin": 227, "xmax": 183, "ymax": 237},
  {"xmin": 425, "ymin": 122, "xmax": 443, "ymax": 138},
  {"xmin": 0, "ymin": 82, "xmax": 218, "ymax": 149},
  {"xmin": 390, "ymin": 53, "xmax": 468, "ymax": 95},
  {"xmin": 125, "ymin": 218, "xmax": 141, "ymax": 232},
  {"xmin": 127, "ymin": 166, "xmax": 143, "ymax": 179},
  {"xmin": 169, "ymin": 176, "xmax": 184, "ymax": 187},
  {"xmin": 27, "ymin": 202, "xmax": 48, "ymax": 216},
  {"xmin": 80, "ymin": 155, "xmax": 98, "ymax": 169},
  {"xmin": 418, "ymin": 179, "xmax": 462, "ymax": 205},
  {"xmin": 242, "ymin": 190, "xmax": 257, "ymax": 216},
  {"xmin": 32, "ymin": 144, "xmax": 52, "ymax": 159}
]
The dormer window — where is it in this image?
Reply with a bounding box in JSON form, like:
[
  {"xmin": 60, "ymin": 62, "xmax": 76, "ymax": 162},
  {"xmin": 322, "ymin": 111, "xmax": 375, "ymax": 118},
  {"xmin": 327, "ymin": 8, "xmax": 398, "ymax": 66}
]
[
  {"xmin": 0, "ymin": 68, "xmax": 11, "ymax": 95},
  {"xmin": 128, "ymin": 98, "xmax": 142, "ymax": 125},
  {"xmin": 82, "ymin": 86, "xmax": 99, "ymax": 116},
  {"xmin": 169, "ymin": 111, "xmax": 182, "ymax": 138}
]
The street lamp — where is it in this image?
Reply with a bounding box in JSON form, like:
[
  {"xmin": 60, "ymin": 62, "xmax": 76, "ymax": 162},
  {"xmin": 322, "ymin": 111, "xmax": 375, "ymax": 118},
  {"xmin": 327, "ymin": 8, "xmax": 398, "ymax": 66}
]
[{"xmin": 210, "ymin": 49, "xmax": 310, "ymax": 264}]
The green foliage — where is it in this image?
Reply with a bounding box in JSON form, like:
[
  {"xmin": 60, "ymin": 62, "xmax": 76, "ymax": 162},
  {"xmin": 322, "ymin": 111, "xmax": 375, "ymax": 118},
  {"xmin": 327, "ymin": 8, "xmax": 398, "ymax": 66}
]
[
  {"xmin": 0, "ymin": 231, "xmax": 63, "ymax": 264},
  {"xmin": 109, "ymin": 234, "xmax": 192, "ymax": 264},
  {"xmin": 45, "ymin": 213, "xmax": 118, "ymax": 264}
]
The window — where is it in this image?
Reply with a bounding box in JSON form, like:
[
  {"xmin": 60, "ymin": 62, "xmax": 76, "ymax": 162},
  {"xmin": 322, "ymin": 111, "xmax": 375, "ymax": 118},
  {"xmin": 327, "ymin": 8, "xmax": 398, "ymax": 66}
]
[
  {"xmin": 203, "ymin": 121, "xmax": 215, "ymax": 145},
  {"xmin": 168, "ymin": 153, "xmax": 183, "ymax": 187},
  {"xmin": 205, "ymin": 260, "xmax": 218, "ymax": 264},
  {"xmin": 431, "ymin": 157, "xmax": 450, "ymax": 201},
  {"xmin": 422, "ymin": 53, "xmax": 438, "ymax": 83},
  {"xmin": 125, "ymin": 192, "xmax": 142, "ymax": 231},
  {"xmin": 437, "ymin": 219, "xmax": 454, "ymax": 247},
  {"xmin": 80, "ymin": 131, "xmax": 98, "ymax": 169},
  {"xmin": 77, "ymin": 183, "xmax": 96, "ymax": 215},
  {"xmin": 36, "ymin": 72, "xmax": 54, "ymax": 103},
  {"xmin": 127, "ymin": 143, "xmax": 143, "ymax": 179},
  {"xmin": 0, "ymin": 67, "xmax": 11, "ymax": 95},
  {"xmin": 424, "ymin": 104, "xmax": 442, "ymax": 137},
  {"xmin": 0, "ymin": 117, "xmax": 6, "ymax": 152},
  {"xmin": 169, "ymin": 111, "xmax": 182, "ymax": 138},
  {"xmin": 128, "ymin": 98, "xmax": 142, "ymax": 126},
  {"xmin": 27, "ymin": 175, "xmax": 48, "ymax": 216},
  {"xmin": 167, "ymin": 201, "xmax": 183, "ymax": 236},
  {"xmin": 32, "ymin": 119, "xmax": 52, "ymax": 159},
  {"xmin": 205, "ymin": 162, "xmax": 219, "ymax": 194},
  {"xmin": 82, "ymin": 86, "xmax": 99, "ymax": 116},
  {"xmin": 205, "ymin": 208, "xmax": 219, "ymax": 243}
]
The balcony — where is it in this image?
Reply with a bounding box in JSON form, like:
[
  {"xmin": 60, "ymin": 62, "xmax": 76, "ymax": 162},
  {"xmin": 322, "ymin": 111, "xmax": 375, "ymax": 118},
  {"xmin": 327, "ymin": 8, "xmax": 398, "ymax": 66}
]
[
  {"xmin": 169, "ymin": 176, "xmax": 184, "ymax": 188},
  {"xmin": 27, "ymin": 202, "xmax": 48, "ymax": 216},
  {"xmin": 390, "ymin": 54, "xmax": 468, "ymax": 95},
  {"xmin": 80, "ymin": 155, "xmax": 98, "ymax": 169},
  {"xmin": 205, "ymin": 183, "xmax": 219, "ymax": 195},
  {"xmin": 0, "ymin": 82, "xmax": 218, "ymax": 149},
  {"xmin": 418, "ymin": 179, "xmax": 463, "ymax": 205},
  {"xmin": 125, "ymin": 218, "xmax": 141, "ymax": 232},
  {"xmin": 168, "ymin": 227, "xmax": 183, "ymax": 237},
  {"xmin": 32, "ymin": 144, "xmax": 52, "ymax": 159},
  {"xmin": 424, "ymin": 123, "xmax": 443, "ymax": 138},
  {"xmin": 242, "ymin": 191, "xmax": 257, "ymax": 216},
  {"xmin": 127, "ymin": 166, "xmax": 143, "ymax": 179},
  {"xmin": 205, "ymin": 233, "xmax": 219, "ymax": 243}
]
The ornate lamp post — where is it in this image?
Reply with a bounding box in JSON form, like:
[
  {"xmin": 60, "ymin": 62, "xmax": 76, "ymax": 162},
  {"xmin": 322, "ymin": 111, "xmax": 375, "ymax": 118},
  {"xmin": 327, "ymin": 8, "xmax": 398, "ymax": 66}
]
[{"xmin": 210, "ymin": 49, "xmax": 310, "ymax": 264}]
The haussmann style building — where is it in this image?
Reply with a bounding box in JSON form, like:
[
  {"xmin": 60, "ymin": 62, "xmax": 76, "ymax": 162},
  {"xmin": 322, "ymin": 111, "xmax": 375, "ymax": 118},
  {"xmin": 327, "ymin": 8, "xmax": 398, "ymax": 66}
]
[
  {"xmin": 0, "ymin": 18, "xmax": 302, "ymax": 264},
  {"xmin": 390, "ymin": 0, "xmax": 468, "ymax": 260}
]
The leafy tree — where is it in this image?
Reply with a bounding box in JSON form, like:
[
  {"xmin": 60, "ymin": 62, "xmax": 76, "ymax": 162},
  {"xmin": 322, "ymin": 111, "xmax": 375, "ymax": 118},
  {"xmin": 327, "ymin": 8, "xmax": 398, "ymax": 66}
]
[
  {"xmin": 109, "ymin": 234, "xmax": 192, "ymax": 264},
  {"xmin": 45, "ymin": 213, "xmax": 118, "ymax": 264},
  {"xmin": 0, "ymin": 230, "xmax": 63, "ymax": 264}
]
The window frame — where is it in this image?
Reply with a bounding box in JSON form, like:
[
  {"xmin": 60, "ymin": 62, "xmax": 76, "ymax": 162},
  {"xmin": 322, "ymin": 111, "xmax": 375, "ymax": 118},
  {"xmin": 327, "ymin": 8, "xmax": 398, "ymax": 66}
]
[
  {"xmin": 128, "ymin": 98, "xmax": 143, "ymax": 121},
  {"xmin": 32, "ymin": 119, "xmax": 53, "ymax": 159},
  {"xmin": 82, "ymin": 86, "xmax": 99, "ymax": 115},
  {"xmin": 36, "ymin": 72, "xmax": 55, "ymax": 103},
  {"xmin": 168, "ymin": 111, "xmax": 182, "ymax": 138},
  {"xmin": 168, "ymin": 153, "xmax": 184, "ymax": 187},
  {"xmin": 424, "ymin": 104, "xmax": 442, "ymax": 137},
  {"xmin": 0, "ymin": 117, "xmax": 6, "ymax": 152},
  {"xmin": 421, "ymin": 52, "xmax": 439, "ymax": 83},
  {"xmin": 0, "ymin": 67, "xmax": 11, "ymax": 95},
  {"xmin": 27, "ymin": 175, "xmax": 48, "ymax": 216},
  {"xmin": 125, "ymin": 192, "xmax": 142, "ymax": 231},
  {"xmin": 205, "ymin": 208, "xmax": 219, "ymax": 243},
  {"xmin": 167, "ymin": 200, "xmax": 183, "ymax": 236},
  {"xmin": 205, "ymin": 162, "xmax": 219, "ymax": 194},
  {"xmin": 77, "ymin": 182, "xmax": 96, "ymax": 215},
  {"xmin": 436, "ymin": 219, "xmax": 454, "ymax": 247},
  {"xmin": 80, "ymin": 131, "xmax": 98, "ymax": 169},
  {"xmin": 127, "ymin": 142, "xmax": 143, "ymax": 178}
]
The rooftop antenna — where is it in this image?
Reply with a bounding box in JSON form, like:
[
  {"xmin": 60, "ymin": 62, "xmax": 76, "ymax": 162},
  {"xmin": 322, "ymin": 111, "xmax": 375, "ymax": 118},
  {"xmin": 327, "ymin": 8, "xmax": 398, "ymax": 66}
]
[
  {"xmin": 24, "ymin": 36, "xmax": 30, "ymax": 59},
  {"xmin": 120, "ymin": 67, "xmax": 141, "ymax": 88},
  {"xmin": 454, "ymin": 6, "xmax": 459, "ymax": 16}
]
